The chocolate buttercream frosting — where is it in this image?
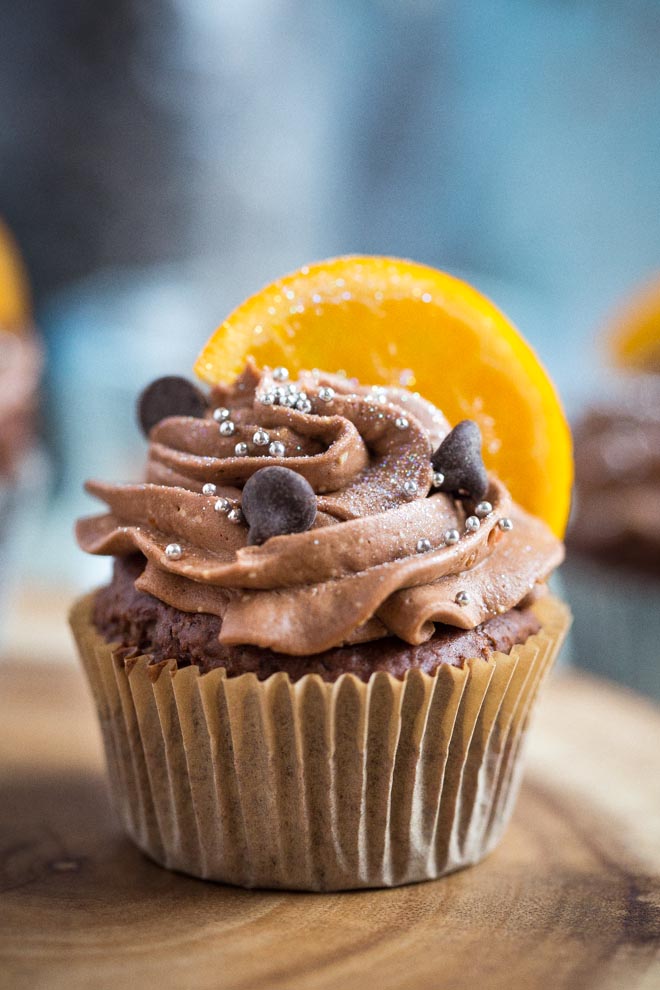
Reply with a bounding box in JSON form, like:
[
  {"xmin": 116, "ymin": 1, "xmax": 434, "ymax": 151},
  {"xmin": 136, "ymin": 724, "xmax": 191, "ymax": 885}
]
[
  {"xmin": 76, "ymin": 362, "xmax": 564, "ymax": 656},
  {"xmin": 569, "ymin": 374, "xmax": 660, "ymax": 575},
  {"xmin": 0, "ymin": 328, "xmax": 41, "ymax": 478}
]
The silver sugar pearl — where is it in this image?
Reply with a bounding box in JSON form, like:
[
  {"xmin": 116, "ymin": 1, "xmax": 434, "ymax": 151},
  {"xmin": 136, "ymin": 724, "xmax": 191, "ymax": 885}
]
[
  {"xmin": 253, "ymin": 428, "xmax": 270, "ymax": 446},
  {"xmin": 260, "ymin": 392, "xmax": 276, "ymax": 406},
  {"xmin": 268, "ymin": 441, "xmax": 285, "ymax": 457},
  {"xmin": 296, "ymin": 399, "xmax": 312, "ymax": 413},
  {"xmin": 282, "ymin": 393, "xmax": 298, "ymax": 407},
  {"xmin": 227, "ymin": 507, "xmax": 244, "ymax": 524},
  {"xmin": 465, "ymin": 515, "xmax": 480, "ymax": 532},
  {"xmin": 214, "ymin": 497, "xmax": 230, "ymax": 513},
  {"xmin": 213, "ymin": 407, "xmax": 230, "ymax": 422},
  {"xmin": 432, "ymin": 471, "xmax": 445, "ymax": 488},
  {"xmin": 395, "ymin": 416, "xmax": 409, "ymax": 430},
  {"xmin": 272, "ymin": 366, "xmax": 289, "ymax": 382},
  {"xmin": 219, "ymin": 420, "xmax": 236, "ymax": 436},
  {"xmin": 444, "ymin": 529, "xmax": 460, "ymax": 545},
  {"xmin": 475, "ymin": 501, "xmax": 493, "ymax": 518},
  {"xmin": 455, "ymin": 590, "xmax": 470, "ymax": 607},
  {"xmin": 202, "ymin": 483, "xmax": 217, "ymax": 496},
  {"xmin": 165, "ymin": 543, "xmax": 182, "ymax": 560},
  {"xmin": 318, "ymin": 386, "xmax": 335, "ymax": 402},
  {"xmin": 416, "ymin": 538, "xmax": 432, "ymax": 553},
  {"xmin": 234, "ymin": 442, "xmax": 249, "ymax": 456},
  {"xmin": 403, "ymin": 479, "xmax": 418, "ymax": 497},
  {"xmin": 498, "ymin": 517, "xmax": 514, "ymax": 532}
]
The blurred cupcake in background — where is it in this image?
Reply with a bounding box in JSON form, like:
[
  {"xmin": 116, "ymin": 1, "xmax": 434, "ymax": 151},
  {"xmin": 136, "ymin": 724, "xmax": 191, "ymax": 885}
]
[
  {"xmin": 0, "ymin": 220, "xmax": 42, "ymax": 612},
  {"xmin": 0, "ymin": 221, "xmax": 40, "ymax": 473},
  {"xmin": 566, "ymin": 276, "xmax": 660, "ymax": 699}
]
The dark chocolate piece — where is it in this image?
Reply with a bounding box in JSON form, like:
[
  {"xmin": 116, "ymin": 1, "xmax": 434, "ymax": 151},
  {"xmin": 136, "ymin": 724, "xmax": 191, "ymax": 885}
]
[
  {"xmin": 242, "ymin": 466, "xmax": 317, "ymax": 546},
  {"xmin": 137, "ymin": 376, "xmax": 207, "ymax": 436},
  {"xmin": 431, "ymin": 419, "xmax": 488, "ymax": 502}
]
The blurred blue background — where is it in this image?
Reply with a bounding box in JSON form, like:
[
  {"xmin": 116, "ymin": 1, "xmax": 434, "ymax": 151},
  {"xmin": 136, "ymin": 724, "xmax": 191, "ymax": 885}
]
[{"xmin": 1, "ymin": 0, "xmax": 660, "ymax": 654}]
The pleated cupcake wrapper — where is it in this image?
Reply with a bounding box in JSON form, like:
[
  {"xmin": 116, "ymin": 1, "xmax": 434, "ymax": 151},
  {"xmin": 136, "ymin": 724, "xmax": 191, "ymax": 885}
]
[
  {"xmin": 70, "ymin": 594, "xmax": 570, "ymax": 891},
  {"xmin": 563, "ymin": 559, "xmax": 660, "ymax": 699}
]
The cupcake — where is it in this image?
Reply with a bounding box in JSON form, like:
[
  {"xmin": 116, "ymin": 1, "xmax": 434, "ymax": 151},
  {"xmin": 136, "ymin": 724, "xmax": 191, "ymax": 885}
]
[
  {"xmin": 566, "ymin": 277, "xmax": 660, "ymax": 698},
  {"xmin": 71, "ymin": 256, "xmax": 571, "ymax": 890},
  {"xmin": 0, "ymin": 220, "xmax": 42, "ymax": 598},
  {"xmin": 0, "ymin": 220, "xmax": 40, "ymax": 479}
]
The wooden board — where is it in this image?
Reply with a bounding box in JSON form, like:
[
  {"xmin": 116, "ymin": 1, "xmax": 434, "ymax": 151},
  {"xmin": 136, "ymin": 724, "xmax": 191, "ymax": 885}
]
[{"xmin": 1, "ymin": 659, "xmax": 659, "ymax": 990}]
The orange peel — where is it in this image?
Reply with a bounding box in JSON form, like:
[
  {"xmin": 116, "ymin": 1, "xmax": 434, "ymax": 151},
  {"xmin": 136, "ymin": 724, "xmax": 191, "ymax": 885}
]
[
  {"xmin": 195, "ymin": 256, "xmax": 572, "ymax": 536},
  {"xmin": 606, "ymin": 274, "xmax": 660, "ymax": 372},
  {"xmin": 0, "ymin": 219, "xmax": 31, "ymax": 332}
]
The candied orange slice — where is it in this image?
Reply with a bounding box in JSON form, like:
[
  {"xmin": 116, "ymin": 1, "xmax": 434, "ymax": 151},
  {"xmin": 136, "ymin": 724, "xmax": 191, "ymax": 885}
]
[
  {"xmin": 195, "ymin": 256, "xmax": 572, "ymax": 535},
  {"xmin": 0, "ymin": 219, "xmax": 31, "ymax": 332},
  {"xmin": 607, "ymin": 275, "xmax": 660, "ymax": 372}
]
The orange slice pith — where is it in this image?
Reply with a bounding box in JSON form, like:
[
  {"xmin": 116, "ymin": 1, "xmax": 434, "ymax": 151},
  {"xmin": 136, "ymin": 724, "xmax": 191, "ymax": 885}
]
[
  {"xmin": 0, "ymin": 219, "xmax": 31, "ymax": 332},
  {"xmin": 195, "ymin": 256, "xmax": 572, "ymax": 536},
  {"xmin": 607, "ymin": 275, "xmax": 660, "ymax": 372}
]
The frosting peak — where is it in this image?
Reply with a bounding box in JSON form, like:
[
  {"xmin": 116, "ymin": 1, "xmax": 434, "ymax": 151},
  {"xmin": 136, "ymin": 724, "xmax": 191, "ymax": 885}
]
[{"xmin": 76, "ymin": 363, "xmax": 563, "ymax": 655}]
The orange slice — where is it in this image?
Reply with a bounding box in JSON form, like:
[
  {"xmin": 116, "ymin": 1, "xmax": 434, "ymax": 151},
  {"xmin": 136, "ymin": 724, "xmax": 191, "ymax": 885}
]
[
  {"xmin": 0, "ymin": 219, "xmax": 31, "ymax": 332},
  {"xmin": 606, "ymin": 274, "xmax": 660, "ymax": 372},
  {"xmin": 195, "ymin": 256, "xmax": 572, "ymax": 536}
]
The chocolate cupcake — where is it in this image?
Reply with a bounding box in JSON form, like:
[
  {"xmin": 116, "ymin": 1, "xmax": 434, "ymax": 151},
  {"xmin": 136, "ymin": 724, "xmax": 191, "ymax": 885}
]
[
  {"xmin": 566, "ymin": 374, "xmax": 660, "ymax": 698},
  {"xmin": 0, "ymin": 221, "xmax": 42, "ymax": 604},
  {"xmin": 71, "ymin": 356, "xmax": 569, "ymax": 890},
  {"xmin": 565, "ymin": 275, "xmax": 660, "ymax": 699}
]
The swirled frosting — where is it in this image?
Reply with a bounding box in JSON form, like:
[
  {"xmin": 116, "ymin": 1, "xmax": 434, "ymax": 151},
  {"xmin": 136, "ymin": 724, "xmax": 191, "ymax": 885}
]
[
  {"xmin": 0, "ymin": 328, "xmax": 41, "ymax": 478},
  {"xmin": 569, "ymin": 374, "xmax": 660, "ymax": 574},
  {"xmin": 77, "ymin": 362, "xmax": 563, "ymax": 655}
]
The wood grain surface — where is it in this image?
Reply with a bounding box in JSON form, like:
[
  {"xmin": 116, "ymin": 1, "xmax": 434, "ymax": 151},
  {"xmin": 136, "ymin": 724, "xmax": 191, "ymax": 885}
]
[{"xmin": 1, "ymin": 659, "xmax": 659, "ymax": 990}]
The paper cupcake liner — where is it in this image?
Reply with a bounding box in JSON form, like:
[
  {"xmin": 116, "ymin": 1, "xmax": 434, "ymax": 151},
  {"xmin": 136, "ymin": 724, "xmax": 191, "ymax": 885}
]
[
  {"xmin": 563, "ymin": 557, "xmax": 660, "ymax": 700},
  {"xmin": 70, "ymin": 594, "xmax": 570, "ymax": 891}
]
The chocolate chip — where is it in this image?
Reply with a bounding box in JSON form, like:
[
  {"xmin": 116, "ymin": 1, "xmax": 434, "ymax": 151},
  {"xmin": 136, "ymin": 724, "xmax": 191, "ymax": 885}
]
[
  {"xmin": 431, "ymin": 419, "xmax": 488, "ymax": 502},
  {"xmin": 137, "ymin": 376, "xmax": 207, "ymax": 436},
  {"xmin": 242, "ymin": 466, "xmax": 317, "ymax": 546}
]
